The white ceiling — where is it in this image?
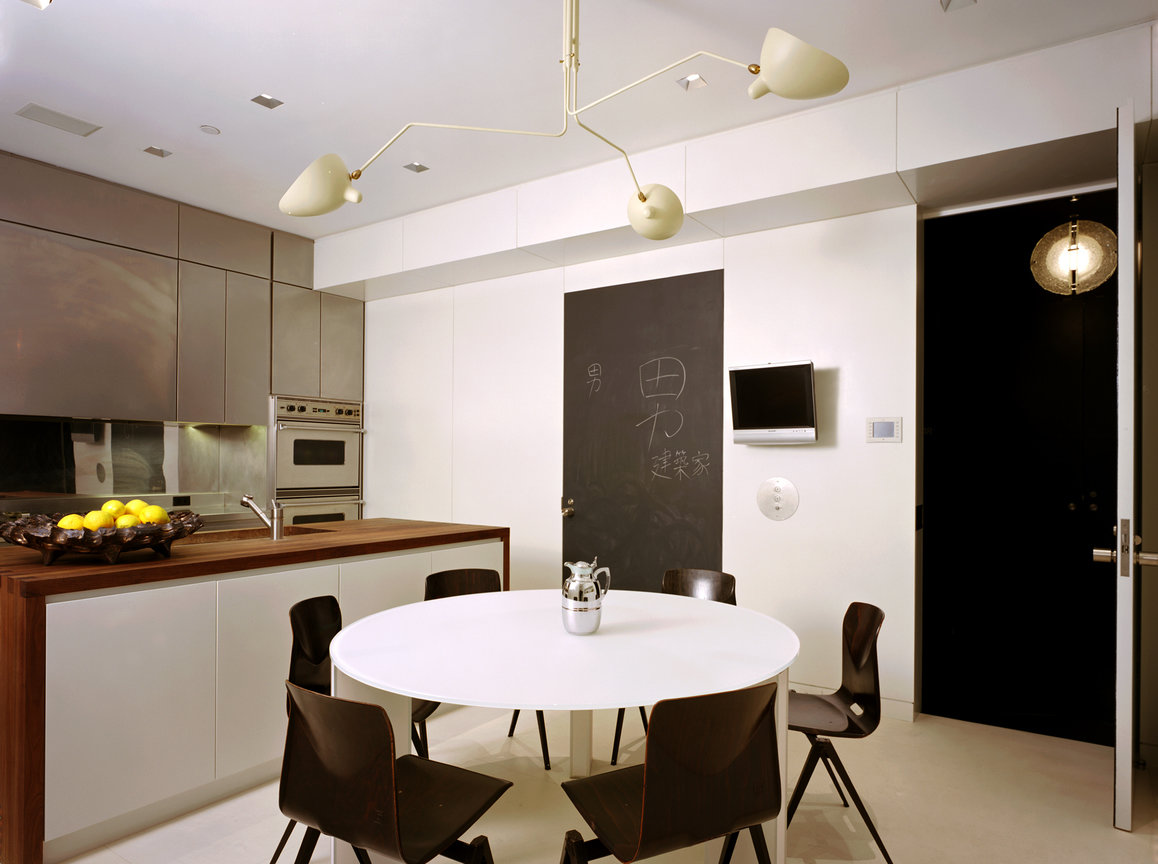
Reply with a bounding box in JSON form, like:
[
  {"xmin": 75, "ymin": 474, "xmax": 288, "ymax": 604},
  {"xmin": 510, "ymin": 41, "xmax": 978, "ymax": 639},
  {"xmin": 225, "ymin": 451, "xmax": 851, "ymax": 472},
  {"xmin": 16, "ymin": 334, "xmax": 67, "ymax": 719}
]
[{"xmin": 0, "ymin": 0, "xmax": 1153, "ymax": 241}]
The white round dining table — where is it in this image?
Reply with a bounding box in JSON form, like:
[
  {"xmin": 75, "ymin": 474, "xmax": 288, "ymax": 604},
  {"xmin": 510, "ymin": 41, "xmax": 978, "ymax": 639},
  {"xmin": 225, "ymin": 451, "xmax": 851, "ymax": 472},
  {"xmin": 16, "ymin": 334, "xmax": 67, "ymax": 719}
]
[{"xmin": 330, "ymin": 588, "xmax": 799, "ymax": 864}]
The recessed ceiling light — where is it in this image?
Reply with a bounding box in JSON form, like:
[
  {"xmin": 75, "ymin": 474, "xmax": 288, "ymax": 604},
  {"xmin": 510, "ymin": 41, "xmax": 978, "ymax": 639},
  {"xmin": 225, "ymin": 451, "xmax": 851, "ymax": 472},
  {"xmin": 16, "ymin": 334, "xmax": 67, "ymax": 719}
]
[
  {"xmin": 403, "ymin": 162, "xmax": 429, "ymax": 173},
  {"xmin": 200, "ymin": 124, "xmax": 221, "ymax": 135},
  {"xmin": 18, "ymin": 0, "xmax": 52, "ymax": 9},
  {"xmin": 940, "ymin": 0, "xmax": 977, "ymax": 11},
  {"xmin": 15, "ymin": 103, "xmax": 101, "ymax": 137},
  {"xmin": 676, "ymin": 73, "xmax": 708, "ymax": 91},
  {"xmin": 251, "ymin": 94, "xmax": 284, "ymax": 109},
  {"xmin": 144, "ymin": 147, "xmax": 172, "ymax": 158}
]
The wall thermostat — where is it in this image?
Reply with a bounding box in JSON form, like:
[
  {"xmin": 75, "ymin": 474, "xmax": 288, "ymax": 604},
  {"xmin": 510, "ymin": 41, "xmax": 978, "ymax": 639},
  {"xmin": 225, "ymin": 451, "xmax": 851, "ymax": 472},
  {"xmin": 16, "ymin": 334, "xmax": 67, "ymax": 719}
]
[
  {"xmin": 866, "ymin": 417, "xmax": 902, "ymax": 443},
  {"xmin": 757, "ymin": 477, "xmax": 799, "ymax": 521}
]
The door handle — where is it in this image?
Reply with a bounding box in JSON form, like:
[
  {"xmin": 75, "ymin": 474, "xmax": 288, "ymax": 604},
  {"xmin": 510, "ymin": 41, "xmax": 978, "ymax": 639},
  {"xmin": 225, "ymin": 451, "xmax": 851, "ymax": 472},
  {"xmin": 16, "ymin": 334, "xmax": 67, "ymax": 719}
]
[
  {"xmin": 1091, "ymin": 548, "xmax": 1158, "ymax": 566},
  {"xmin": 562, "ymin": 498, "xmax": 575, "ymax": 518}
]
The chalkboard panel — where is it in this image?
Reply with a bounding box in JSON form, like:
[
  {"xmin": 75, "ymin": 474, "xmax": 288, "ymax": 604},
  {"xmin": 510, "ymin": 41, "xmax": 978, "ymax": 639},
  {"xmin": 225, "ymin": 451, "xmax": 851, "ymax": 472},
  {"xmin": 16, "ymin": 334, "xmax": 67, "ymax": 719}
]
[{"xmin": 562, "ymin": 270, "xmax": 723, "ymax": 592}]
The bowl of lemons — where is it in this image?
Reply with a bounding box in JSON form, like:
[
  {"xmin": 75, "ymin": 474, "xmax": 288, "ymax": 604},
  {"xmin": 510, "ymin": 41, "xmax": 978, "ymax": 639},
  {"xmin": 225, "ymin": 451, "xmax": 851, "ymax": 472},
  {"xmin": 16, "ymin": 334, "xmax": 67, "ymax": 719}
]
[{"xmin": 0, "ymin": 499, "xmax": 203, "ymax": 565}]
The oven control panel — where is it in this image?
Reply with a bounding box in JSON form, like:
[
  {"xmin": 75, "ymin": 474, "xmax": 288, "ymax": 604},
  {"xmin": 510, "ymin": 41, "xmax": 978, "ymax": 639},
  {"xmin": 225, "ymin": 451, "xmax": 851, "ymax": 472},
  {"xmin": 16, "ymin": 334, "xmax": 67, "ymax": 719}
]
[{"xmin": 273, "ymin": 396, "xmax": 362, "ymax": 424}]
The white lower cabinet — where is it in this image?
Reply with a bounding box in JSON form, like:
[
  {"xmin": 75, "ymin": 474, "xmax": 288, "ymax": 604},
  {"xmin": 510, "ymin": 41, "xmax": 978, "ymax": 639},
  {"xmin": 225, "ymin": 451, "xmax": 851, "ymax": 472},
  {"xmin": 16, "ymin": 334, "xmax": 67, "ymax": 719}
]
[
  {"xmin": 216, "ymin": 563, "xmax": 340, "ymax": 777},
  {"xmin": 44, "ymin": 581, "xmax": 217, "ymax": 841},
  {"xmin": 42, "ymin": 540, "xmax": 503, "ymax": 855}
]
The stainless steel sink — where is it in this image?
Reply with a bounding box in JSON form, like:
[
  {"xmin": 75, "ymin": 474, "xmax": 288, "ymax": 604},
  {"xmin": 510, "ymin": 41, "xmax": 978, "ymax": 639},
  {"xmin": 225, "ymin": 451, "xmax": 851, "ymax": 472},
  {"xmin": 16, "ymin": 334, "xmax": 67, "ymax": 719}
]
[{"xmin": 178, "ymin": 525, "xmax": 329, "ymax": 544}]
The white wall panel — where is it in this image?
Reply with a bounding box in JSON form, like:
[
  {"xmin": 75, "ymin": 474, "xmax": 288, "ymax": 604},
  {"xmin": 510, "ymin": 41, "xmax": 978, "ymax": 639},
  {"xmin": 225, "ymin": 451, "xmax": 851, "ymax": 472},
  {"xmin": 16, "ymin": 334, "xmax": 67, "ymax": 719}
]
[
  {"xmin": 722, "ymin": 206, "xmax": 917, "ymax": 711},
  {"xmin": 685, "ymin": 92, "xmax": 898, "ymax": 213},
  {"xmin": 451, "ymin": 269, "xmax": 565, "ymax": 589},
  {"xmin": 898, "ymin": 25, "xmax": 1151, "ymax": 171},
  {"xmin": 517, "ymin": 145, "xmax": 686, "ymax": 248},
  {"xmin": 314, "ymin": 217, "xmax": 404, "ymax": 290},
  {"xmin": 363, "ymin": 289, "xmax": 454, "ymax": 521},
  {"xmin": 561, "ymin": 238, "xmax": 723, "ymax": 294},
  {"xmin": 404, "ymin": 189, "xmax": 519, "ymax": 270}
]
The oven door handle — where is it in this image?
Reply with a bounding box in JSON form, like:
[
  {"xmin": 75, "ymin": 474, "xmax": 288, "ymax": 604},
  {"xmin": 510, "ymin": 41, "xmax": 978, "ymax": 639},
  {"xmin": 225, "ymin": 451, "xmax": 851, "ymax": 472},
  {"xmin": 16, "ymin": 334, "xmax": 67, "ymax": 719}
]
[
  {"xmin": 277, "ymin": 422, "xmax": 365, "ymax": 434},
  {"xmin": 276, "ymin": 497, "xmax": 366, "ymax": 507}
]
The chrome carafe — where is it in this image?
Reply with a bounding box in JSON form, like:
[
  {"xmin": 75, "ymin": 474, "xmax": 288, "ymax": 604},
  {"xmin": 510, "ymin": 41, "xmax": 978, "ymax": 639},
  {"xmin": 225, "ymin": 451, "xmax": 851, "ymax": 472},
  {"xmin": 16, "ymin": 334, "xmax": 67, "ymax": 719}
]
[{"xmin": 562, "ymin": 557, "xmax": 611, "ymax": 635}]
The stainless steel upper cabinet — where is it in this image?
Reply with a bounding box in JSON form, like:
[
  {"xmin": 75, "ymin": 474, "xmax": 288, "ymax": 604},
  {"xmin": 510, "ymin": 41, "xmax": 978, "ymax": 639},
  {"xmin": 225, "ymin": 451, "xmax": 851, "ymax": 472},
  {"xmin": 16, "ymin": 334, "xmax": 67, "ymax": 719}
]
[
  {"xmin": 320, "ymin": 293, "xmax": 363, "ymax": 402},
  {"xmin": 272, "ymin": 282, "xmax": 320, "ymax": 398},
  {"xmin": 225, "ymin": 272, "xmax": 272, "ymax": 425},
  {"xmin": 0, "ymin": 221, "xmax": 177, "ymax": 420},
  {"xmin": 177, "ymin": 261, "xmax": 227, "ymax": 423}
]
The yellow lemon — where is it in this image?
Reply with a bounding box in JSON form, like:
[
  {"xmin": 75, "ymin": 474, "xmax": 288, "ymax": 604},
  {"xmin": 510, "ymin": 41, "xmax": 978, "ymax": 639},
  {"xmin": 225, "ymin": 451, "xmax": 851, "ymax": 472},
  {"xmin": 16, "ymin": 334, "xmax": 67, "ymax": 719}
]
[
  {"xmin": 57, "ymin": 513, "xmax": 85, "ymax": 530},
  {"xmin": 140, "ymin": 505, "xmax": 170, "ymax": 525},
  {"xmin": 101, "ymin": 499, "xmax": 126, "ymax": 519},
  {"xmin": 82, "ymin": 510, "xmax": 115, "ymax": 531},
  {"xmin": 115, "ymin": 514, "xmax": 141, "ymax": 529},
  {"xmin": 124, "ymin": 499, "xmax": 149, "ymax": 517}
]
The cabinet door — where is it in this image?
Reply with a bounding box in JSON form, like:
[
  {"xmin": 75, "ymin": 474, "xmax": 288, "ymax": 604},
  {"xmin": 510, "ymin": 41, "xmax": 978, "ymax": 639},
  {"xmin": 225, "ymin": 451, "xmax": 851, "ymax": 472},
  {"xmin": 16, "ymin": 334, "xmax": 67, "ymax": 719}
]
[
  {"xmin": 272, "ymin": 282, "xmax": 321, "ymax": 397},
  {"xmin": 339, "ymin": 551, "xmax": 432, "ymax": 624},
  {"xmin": 177, "ymin": 261, "xmax": 226, "ymax": 422},
  {"xmin": 226, "ymin": 272, "xmax": 271, "ymax": 425},
  {"xmin": 44, "ymin": 582, "xmax": 217, "ymax": 840},
  {"xmin": 0, "ymin": 221, "xmax": 178, "ymax": 420},
  {"xmin": 321, "ymin": 293, "xmax": 364, "ymax": 401},
  {"xmin": 216, "ymin": 564, "xmax": 340, "ymax": 778}
]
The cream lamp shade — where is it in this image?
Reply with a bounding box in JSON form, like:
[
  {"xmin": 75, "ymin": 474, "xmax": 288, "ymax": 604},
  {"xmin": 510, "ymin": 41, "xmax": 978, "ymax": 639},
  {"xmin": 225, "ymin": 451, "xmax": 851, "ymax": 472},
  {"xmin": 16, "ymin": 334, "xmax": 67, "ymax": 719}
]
[
  {"xmin": 627, "ymin": 184, "xmax": 684, "ymax": 241},
  {"xmin": 748, "ymin": 28, "xmax": 849, "ymax": 100},
  {"xmin": 279, "ymin": 153, "xmax": 364, "ymax": 217},
  {"xmin": 1029, "ymin": 218, "xmax": 1117, "ymax": 295}
]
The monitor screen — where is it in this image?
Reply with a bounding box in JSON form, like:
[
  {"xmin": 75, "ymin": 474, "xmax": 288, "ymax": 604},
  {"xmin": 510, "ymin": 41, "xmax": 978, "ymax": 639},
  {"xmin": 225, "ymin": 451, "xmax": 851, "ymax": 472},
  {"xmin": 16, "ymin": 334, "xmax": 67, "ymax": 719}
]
[{"xmin": 728, "ymin": 362, "xmax": 817, "ymax": 443}]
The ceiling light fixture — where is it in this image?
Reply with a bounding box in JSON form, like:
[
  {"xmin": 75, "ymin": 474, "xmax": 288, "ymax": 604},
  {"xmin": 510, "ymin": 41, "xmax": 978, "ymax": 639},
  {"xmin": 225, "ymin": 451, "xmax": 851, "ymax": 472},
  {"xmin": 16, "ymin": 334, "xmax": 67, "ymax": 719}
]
[
  {"xmin": 144, "ymin": 147, "xmax": 172, "ymax": 158},
  {"xmin": 1029, "ymin": 199, "xmax": 1117, "ymax": 295},
  {"xmin": 676, "ymin": 73, "xmax": 708, "ymax": 91},
  {"xmin": 18, "ymin": 0, "xmax": 52, "ymax": 8},
  {"xmin": 279, "ymin": 0, "xmax": 848, "ymax": 240},
  {"xmin": 402, "ymin": 162, "xmax": 429, "ymax": 173},
  {"xmin": 940, "ymin": 0, "xmax": 978, "ymax": 11},
  {"xmin": 252, "ymin": 94, "xmax": 284, "ymax": 110},
  {"xmin": 200, "ymin": 124, "xmax": 221, "ymax": 135}
]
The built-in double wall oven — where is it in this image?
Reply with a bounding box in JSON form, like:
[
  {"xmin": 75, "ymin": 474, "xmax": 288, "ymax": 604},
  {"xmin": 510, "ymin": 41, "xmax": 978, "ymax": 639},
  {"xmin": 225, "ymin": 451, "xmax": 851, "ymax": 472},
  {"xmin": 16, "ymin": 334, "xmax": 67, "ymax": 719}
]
[{"xmin": 270, "ymin": 395, "xmax": 363, "ymax": 525}]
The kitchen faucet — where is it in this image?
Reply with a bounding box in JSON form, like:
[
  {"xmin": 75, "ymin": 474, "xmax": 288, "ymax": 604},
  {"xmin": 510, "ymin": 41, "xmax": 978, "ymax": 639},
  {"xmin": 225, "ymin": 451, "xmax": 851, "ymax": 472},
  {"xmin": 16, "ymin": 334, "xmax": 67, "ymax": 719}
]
[{"xmin": 240, "ymin": 494, "xmax": 283, "ymax": 540}]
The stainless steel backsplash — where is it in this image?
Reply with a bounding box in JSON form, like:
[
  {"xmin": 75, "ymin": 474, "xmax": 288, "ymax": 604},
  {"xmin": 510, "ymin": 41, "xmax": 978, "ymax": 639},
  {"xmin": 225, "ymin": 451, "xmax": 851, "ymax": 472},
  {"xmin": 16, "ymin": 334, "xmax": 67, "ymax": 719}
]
[{"xmin": 0, "ymin": 416, "xmax": 266, "ymax": 517}]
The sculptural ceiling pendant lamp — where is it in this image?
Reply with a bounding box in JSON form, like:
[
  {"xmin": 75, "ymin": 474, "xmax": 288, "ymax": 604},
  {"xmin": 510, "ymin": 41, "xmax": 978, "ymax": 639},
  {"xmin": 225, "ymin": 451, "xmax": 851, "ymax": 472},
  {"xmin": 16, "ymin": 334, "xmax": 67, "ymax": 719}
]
[
  {"xmin": 1029, "ymin": 201, "xmax": 1118, "ymax": 295},
  {"xmin": 279, "ymin": 0, "xmax": 849, "ymax": 241}
]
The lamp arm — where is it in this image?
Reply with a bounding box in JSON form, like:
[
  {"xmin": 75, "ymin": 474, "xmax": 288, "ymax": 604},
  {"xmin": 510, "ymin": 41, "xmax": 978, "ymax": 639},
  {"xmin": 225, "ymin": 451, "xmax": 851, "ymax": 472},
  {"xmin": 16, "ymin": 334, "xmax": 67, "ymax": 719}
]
[
  {"xmin": 574, "ymin": 115, "xmax": 644, "ymax": 200},
  {"xmin": 356, "ymin": 61, "xmax": 573, "ymax": 176},
  {"xmin": 569, "ymin": 50, "xmax": 753, "ymax": 117}
]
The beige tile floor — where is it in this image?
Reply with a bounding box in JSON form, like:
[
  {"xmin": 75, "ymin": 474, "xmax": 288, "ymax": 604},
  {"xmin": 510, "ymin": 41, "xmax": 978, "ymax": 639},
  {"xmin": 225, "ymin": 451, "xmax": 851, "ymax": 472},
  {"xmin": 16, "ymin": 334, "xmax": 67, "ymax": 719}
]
[{"xmin": 60, "ymin": 704, "xmax": 1158, "ymax": 864}]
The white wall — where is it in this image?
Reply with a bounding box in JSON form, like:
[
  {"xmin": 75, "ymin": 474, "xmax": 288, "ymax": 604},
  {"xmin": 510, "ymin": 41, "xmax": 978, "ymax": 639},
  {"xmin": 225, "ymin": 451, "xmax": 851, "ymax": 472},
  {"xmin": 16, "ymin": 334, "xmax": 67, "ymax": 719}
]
[{"xmin": 363, "ymin": 207, "xmax": 917, "ymax": 713}]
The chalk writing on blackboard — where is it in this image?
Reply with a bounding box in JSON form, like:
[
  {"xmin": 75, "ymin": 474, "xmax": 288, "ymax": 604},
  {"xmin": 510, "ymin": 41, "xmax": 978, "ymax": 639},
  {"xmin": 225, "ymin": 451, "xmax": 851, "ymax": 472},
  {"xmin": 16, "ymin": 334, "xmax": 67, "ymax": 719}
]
[
  {"xmin": 586, "ymin": 362, "xmax": 602, "ymax": 397},
  {"xmin": 650, "ymin": 448, "xmax": 711, "ymax": 481}
]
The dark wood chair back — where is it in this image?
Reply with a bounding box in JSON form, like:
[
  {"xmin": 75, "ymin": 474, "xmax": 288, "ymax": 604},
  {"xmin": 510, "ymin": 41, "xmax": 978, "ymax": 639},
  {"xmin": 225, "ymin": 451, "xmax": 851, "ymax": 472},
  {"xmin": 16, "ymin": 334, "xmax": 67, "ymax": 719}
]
[
  {"xmin": 425, "ymin": 568, "xmax": 501, "ymax": 600},
  {"xmin": 837, "ymin": 602, "xmax": 885, "ymax": 736},
  {"xmin": 661, "ymin": 568, "xmax": 737, "ymax": 605},
  {"xmin": 288, "ymin": 594, "xmax": 341, "ymax": 696}
]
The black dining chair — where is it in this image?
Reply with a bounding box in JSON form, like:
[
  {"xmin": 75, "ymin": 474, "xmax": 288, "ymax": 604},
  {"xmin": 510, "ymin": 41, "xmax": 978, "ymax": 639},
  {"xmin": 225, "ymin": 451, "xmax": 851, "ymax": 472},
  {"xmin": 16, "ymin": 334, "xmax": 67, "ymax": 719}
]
[
  {"xmin": 279, "ymin": 681, "xmax": 512, "ymax": 864},
  {"xmin": 610, "ymin": 568, "xmax": 737, "ymax": 765},
  {"xmin": 560, "ymin": 680, "xmax": 780, "ymax": 864},
  {"xmin": 782, "ymin": 601, "xmax": 891, "ymax": 864},
  {"xmin": 269, "ymin": 595, "xmax": 440, "ymax": 864},
  {"xmin": 425, "ymin": 568, "xmax": 553, "ymax": 770}
]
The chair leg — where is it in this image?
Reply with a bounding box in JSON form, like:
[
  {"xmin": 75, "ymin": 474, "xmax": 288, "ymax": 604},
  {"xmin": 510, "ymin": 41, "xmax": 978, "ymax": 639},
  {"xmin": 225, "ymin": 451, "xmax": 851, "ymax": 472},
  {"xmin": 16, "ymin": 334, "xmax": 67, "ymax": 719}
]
[
  {"xmin": 717, "ymin": 831, "xmax": 739, "ymax": 864},
  {"xmin": 638, "ymin": 705, "xmax": 648, "ymax": 731},
  {"xmin": 610, "ymin": 708, "xmax": 626, "ymax": 765},
  {"xmin": 468, "ymin": 835, "xmax": 496, "ymax": 864},
  {"xmin": 508, "ymin": 709, "xmax": 520, "ymax": 737},
  {"xmin": 819, "ymin": 749, "xmax": 849, "ymax": 807},
  {"xmin": 535, "ymin": 709, "xmax": 551, "ymax": 770},
  {"xmin": 820, "ymin": 740, "xmax": 893, "ymax": 864},
  {"xmin": 747, "ymin": 825, "xmax": 772, "ymax": 864},
  {"xmin": 269, "ymin": 818, "xmax": 296, "ymax": 864},
  {"xmin": 352, "ymin": 847, "xmax": 374, "ymax": 864},
  {"xmin": 785, "ymin": 737, "xmax": 825, "ymax": 825},
  {"xmin": 412, "ymin": 721, "xmax": 430, "ymax": 759},
  {"xmin": 291, "ymin": 826, "xmax": 320, "ymax": 864},
  {"xmin": 560, "ymin": 829, "xmax": 610, "ymax": 864}
]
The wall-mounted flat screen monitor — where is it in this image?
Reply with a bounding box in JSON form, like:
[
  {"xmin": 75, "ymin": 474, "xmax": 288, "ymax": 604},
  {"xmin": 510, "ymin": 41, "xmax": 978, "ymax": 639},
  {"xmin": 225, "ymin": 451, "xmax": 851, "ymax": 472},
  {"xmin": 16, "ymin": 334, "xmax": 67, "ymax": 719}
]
[{"xmin": 728, "ymin": 361, "xmax": 817, "ymax": 444}]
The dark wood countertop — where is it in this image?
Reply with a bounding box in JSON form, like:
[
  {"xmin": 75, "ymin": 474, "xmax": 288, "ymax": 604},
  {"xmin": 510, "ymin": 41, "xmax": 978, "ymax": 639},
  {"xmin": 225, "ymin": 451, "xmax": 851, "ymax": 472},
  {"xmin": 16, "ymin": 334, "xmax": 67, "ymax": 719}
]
[{"xmin": 0, "ymin": 517, "xmax": 510, "ymax": 598}]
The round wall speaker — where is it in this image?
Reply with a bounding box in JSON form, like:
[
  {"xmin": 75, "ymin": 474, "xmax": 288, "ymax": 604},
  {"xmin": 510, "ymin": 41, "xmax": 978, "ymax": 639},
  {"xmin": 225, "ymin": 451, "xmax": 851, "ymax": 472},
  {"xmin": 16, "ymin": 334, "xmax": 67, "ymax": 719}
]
[{"xmin": 757, "ymin": 477, "xmax": 799, "ymax": 521}]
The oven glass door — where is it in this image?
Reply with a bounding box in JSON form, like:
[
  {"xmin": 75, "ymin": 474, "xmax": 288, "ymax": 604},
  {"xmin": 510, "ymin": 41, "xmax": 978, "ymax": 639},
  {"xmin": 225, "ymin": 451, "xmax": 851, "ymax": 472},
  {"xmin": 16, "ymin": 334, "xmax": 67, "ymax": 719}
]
[{"xmin": 275, "ymin": 426, "xmax": 361, "ymax": 490}]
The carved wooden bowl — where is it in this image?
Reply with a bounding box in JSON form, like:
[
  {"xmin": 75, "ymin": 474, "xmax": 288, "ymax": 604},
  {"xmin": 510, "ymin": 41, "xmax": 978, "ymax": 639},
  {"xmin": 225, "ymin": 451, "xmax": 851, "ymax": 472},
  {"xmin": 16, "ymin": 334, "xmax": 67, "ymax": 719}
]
[{"xmin": 0, "ymin": 510, "xmax": 203, "ymax": 565}]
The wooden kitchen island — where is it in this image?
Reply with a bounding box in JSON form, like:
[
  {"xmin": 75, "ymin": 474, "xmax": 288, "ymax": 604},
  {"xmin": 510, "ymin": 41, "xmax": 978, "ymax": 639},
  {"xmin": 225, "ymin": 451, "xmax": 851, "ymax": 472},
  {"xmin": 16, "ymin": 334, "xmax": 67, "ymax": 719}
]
[{"xmin": 0, "ymin": 517, "xmax": 509, "ymax": 864}]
